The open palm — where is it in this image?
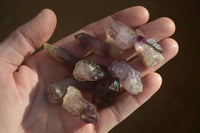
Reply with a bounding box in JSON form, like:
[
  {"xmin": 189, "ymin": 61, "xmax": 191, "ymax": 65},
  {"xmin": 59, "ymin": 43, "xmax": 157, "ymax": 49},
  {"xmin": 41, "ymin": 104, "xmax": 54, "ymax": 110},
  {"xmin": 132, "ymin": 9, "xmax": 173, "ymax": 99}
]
[{"xmin": 0, "ymin": 6, "xmax": 178, "ymax": 133}]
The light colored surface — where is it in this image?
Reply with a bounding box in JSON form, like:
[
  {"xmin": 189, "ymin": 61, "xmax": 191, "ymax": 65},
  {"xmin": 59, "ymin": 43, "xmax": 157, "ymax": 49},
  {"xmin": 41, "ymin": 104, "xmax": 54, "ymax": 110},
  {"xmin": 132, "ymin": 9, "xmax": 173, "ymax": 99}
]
[
  {"xmin": 106, "ymin": 21, "xmax": 136, "ymax": 50},
  {"xmin": 108, "ymin": 60, "xmax": 143, "ymax": 94}
]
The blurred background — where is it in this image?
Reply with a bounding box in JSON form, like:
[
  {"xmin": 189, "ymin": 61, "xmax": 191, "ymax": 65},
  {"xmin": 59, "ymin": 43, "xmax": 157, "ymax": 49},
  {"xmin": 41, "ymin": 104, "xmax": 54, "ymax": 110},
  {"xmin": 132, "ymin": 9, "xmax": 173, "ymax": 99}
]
[{"xmin": 0, "ymin": 0, "xmax": 199, "ymax": 132}]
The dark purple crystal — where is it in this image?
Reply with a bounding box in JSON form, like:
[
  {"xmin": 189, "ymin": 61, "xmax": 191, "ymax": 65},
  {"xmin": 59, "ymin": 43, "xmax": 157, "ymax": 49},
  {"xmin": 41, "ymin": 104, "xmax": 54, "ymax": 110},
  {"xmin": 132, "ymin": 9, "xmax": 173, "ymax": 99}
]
[
  {"xmin": 92, "ymin": 74, "xmax": 120, "ymax": 109},
  {"xmin": 137, "ymin": 35, "xmax": 145, "ymax": 42},
  {"xmin": 75, "ymin": 32, "xmax": 123, "ymax": 58},
  {"xmin": 80, "ymin": 104, "xmax": 99, "ymax": 123},
  {"xmin": 75, "ymin": 33, "xmax": 110, "ymax": 56}
]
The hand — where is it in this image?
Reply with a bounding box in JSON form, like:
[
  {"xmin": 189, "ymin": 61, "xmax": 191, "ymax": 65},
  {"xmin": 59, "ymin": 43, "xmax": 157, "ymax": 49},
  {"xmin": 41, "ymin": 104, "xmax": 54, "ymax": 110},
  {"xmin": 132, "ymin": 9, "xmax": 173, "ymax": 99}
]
[{"xmin": 0, "ymin": 6, "xmax": 178, "ymax": 133}]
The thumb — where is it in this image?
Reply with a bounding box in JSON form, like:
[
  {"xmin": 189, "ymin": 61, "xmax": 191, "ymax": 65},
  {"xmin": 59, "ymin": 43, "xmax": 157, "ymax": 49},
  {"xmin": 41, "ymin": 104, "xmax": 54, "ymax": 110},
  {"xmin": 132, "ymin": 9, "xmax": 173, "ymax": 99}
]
[{"xmin": 0, "ymin": 9, "xmax": 57, "ymax": 72}]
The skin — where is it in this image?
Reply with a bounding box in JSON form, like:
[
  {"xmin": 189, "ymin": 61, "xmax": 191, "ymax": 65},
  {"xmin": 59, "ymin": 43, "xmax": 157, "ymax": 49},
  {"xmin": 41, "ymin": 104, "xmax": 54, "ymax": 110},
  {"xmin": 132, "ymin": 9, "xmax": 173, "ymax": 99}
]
[{"xmin": 0, "ymin": 6, "xmax": 178, "ymax": 133}]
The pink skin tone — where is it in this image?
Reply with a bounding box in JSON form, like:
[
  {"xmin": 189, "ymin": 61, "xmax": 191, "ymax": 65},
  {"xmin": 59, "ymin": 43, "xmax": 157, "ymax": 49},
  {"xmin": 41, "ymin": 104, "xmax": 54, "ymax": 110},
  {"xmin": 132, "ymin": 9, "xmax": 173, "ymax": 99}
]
[{"xmin": 0, "ymin": 6, "xmax": 178, "ymax": 133}]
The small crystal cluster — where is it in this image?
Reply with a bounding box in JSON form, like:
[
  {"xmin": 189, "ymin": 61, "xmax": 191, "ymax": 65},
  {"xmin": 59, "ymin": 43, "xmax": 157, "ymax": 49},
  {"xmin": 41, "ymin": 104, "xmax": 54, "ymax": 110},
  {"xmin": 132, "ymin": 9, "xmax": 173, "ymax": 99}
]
[{"xmin": 44, "ymin": 21, "xmax": 164, "ymax": 124}]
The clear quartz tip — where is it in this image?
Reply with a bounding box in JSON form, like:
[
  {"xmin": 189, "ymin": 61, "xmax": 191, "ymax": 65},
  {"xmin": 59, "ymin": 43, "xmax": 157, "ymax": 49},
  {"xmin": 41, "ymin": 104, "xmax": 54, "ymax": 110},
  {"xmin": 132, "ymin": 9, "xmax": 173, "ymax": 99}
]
[
  {"xmin": 73, "ymin": 60, "xmax": 105, "ymax": 81},
  {"xmin": 135, "ymin": 38, "xmax": 164, "ymax": 68},
  {"xmin": 105, "ymin": 21, "xmax": 136, "ymax": 50},
  {"xmin": 62, "ymin": 86, "xmax": 99, "ymax": 123}
]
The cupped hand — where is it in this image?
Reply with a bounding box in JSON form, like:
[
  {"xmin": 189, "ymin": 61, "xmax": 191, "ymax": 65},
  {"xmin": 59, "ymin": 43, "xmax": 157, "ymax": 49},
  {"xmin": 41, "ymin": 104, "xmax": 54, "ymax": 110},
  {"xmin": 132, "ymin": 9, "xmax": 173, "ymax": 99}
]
[{"xmin": 0, "ymin": 6, "xmax": 178, "ymax": 133}]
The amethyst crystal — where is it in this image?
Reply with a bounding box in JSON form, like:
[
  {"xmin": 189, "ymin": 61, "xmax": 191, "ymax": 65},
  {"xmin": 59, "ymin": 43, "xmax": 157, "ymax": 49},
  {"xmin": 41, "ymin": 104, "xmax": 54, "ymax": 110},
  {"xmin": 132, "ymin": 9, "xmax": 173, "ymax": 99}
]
[
  {"xmin": 108, "ymin": 60, "xmax": 143, "ymax": 94},
  {"xmin": 62, "ymin": 86, "xmax": 99, "ymax": 123},
  {"xmin": 136, "ymin": 36, "xmax": 163, "ymax": 53},
  {"xmin": 73, "ymin": 60, "xmax": 105, "ymax": 81},
  {"xmin": 92, "ymin": 75, "xmax": 120, "ymax": 108},
  {"xmin": 135, "ymin": 36, "xmax": 164, "ymax": 68},
  {"xmin": 46, "ymin": 81, "xmax": 68, "ymax": 103},
  {"xmin": 105, "ymin": 21, "xmax": 136, "ymax": 50},
  {"xmin": 75, "ymin": 32, "xmax": 123, "ymax": 58},
  {"xmin": 45, "ymin": 77, "xmax": 97, "ymax": 103},
  {"xmin": 44, "ymin": 43, "xmax": 79, "ymax": 65}
]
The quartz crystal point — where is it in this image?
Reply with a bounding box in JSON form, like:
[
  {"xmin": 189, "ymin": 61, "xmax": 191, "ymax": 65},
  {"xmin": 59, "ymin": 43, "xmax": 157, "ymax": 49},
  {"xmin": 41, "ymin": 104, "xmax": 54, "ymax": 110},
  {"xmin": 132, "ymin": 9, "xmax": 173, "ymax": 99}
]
[
  {"xmin": 73, "ymin": 60, "xmax": 105, "ymax": 81},
  {"xmin": 46, "ymin": 77, "xmax": 97, "ymax": 103},
  {"xmin": 75, "ymin": 32, "xmax": 123, "ymax": 58},
  {"xmin": 135, "ymin": 36, "xmax": 164, "ymax": 68},
  {"xmin": 46, "ymin": 81, "xmax": 68, "ymax": 103},
  {"xmin": 62, "ymin": 86, "xmax": 99, "ymax": 123},
  {"xmin": 108, "ymin": 60, "xmax": 143, "ymax": 94},
  {"xmin": 105, "ymin": 21, "xmax": 136, "ymax": 50},
  {"xmin": 92, "ymin": 75, "xmax": 120, "ymax": 108},
  {"xmin": 44, "ymin": 43, "xmax": 79, "ymax": 65}
]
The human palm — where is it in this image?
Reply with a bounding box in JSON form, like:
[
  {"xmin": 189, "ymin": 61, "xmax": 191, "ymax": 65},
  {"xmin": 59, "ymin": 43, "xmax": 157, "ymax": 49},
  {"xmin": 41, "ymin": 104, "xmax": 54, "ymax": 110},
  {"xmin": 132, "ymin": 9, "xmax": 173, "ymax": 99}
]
[{"xmin": 0, "ymin": 7, "xmax": 178, "ymax": 133}]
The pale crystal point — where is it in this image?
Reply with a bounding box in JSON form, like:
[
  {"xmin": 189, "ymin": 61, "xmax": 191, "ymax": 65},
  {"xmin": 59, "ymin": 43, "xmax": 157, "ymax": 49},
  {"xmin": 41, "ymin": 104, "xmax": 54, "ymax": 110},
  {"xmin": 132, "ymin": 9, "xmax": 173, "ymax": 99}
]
[
  {"xmin": 62, "ymin": 86, "xmax": 99, "ymax": 123},
  {"xmin": 44, "ymin": 43, "xmax": 78, "ymax": 65},
  {"xmin": 73, "ymin": 60, "xmax": 105, "ymax": 81},
  {"xmin": 123, "ymin": 70, "xmax": 143, "ymax": 94},
  {"xmin": 135, "ymin": 41, "xmax": 164, "ymax": 68},
  {"xmin": 105, "ymin": 21, "xmax": 136, "ymax": 50},
  {"xmin": 46, "ymin": 82, "xmax": 67, "ymax": 103},
  {"xmin": 108, "ymin": 60, "xmax": 143, "ymax": 94}
]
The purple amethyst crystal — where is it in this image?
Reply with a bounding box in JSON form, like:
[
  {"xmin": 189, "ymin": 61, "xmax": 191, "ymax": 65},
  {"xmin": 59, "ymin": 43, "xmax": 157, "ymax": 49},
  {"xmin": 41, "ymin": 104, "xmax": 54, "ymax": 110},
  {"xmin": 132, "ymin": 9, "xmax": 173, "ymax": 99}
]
[
  {"xmin": 73, "ymin": 60, "xmax": 105, "ymax": 81},
  {"xmin": 75, "ymin": 33, "xmax": 110, "ymax": 56},
  {"xmin": 44, "ymin": 43, "xmax": 79, "ymax": 65},
  {"xmin": 46, "ymin": 81, "xmax": 68, "ymax": 103},
  {"xmin": 105, "ymin": 21, "xmax": 136, "ymax": 50},
  {"xmin": 136, "ymin": 35, "xmax": 145, "ymax": 42},
  {"xmin": 62, "ymin": 86, "xmax": 99, "ymax": 123},
  {"xmin": 135, "ymin": 38, "xmax": 164, "ymax": 68},
  {"xmin": 45, "ymin": 77, "xmax": 97, "ymax": 104},
  {"xmin": 75, "ymin": 32, "xmax": 123, "ymax": 58},
  {"xmin": 108, "ymin": 60, "xmax": 143, "ymax": 94},
  {"xmin": 136, "ymin": 36, "xmax": 163, "ymax": 53}
]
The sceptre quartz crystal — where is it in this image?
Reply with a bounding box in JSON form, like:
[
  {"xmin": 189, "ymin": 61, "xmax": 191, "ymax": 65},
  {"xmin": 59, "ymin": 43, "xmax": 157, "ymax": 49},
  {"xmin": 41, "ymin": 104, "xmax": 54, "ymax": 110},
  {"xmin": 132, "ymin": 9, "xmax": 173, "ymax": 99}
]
[
  {"xmin": 44, "ymin": 43, "xmax": 79, "ymax": 65},
  {"xmin": 135, "ymin": 36, "xmax": 164, "ymax": 67},
  {"xmin": 73, "ymin": 60, "xmax": 105, "ymax": 81},
  {"xmin": 75, "ymin": 32, "xmax": 123, "ymax": 58},
  {"xmin": 105, "ymin": 21, "xmax": 137, "ymax": 50},
  {"xmin": 62, "ymin": 86, "xmax": 99, "ymax": 123},
  {"xmin": 108, "ymin": 60, "xmax": 143, "ymax": 94},
  {"xmin": 92, "ymin": 73, "xmax": 120, "ymax": 108}
]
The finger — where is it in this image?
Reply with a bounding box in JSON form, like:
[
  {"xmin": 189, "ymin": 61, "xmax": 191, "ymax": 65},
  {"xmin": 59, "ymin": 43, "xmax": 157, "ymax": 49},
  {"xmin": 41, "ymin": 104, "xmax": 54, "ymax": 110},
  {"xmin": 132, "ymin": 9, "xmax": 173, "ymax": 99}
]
[
  {"xmin": 53, "ymin": 6, "xmax": 149, "ymax": 58},
  {"xmin": 0, "ymin": 9, "xmax": 57, "ymax": 72},
  {"xmin": 83, "ymin": 6, "xmax": 149, "ymax": 39},
  {"xmin": 135, "ymin": 17, "xmax": 176, "ymax": 42},
  {"xmin": 96, "ymin": 72, "xmax": 162, "ymax": 132},
  {"xmin": 131, "ymin": 38, "xmax": 179, "ymax": 77}
]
